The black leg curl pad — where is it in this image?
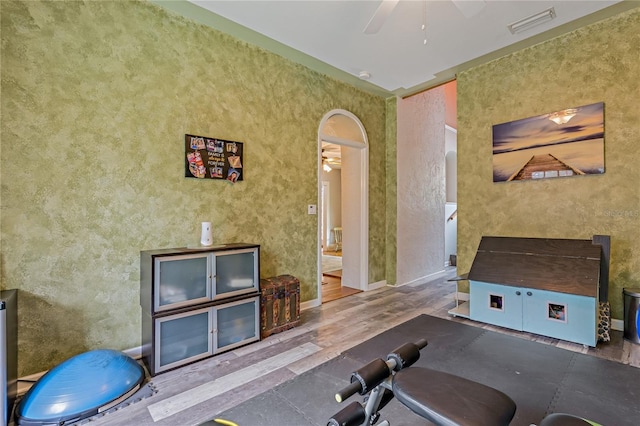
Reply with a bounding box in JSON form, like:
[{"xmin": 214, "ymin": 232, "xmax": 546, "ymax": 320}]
[
  {"xmin": 392, "ymin": 367, "xmax": 516, "ymax": 426},
  {"xmin": 349, "ymin": 358, "xmax": 390, "ymax": 395},
  {"xmin": 326, "ymin": 401, "xmax": 366, "ymax": 426},
  {"xmin": 386, "ymin": 342, "xmax": 421, "ymax": 371}
]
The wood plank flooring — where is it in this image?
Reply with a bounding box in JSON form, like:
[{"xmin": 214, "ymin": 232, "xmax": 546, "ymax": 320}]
[
  {"xmin": 321, "ymin": 273, "xmax": 361, "ymax": 303},
  {"xmin": 321, "ymin": 250, "xmax": 361, "ymax": 303},
  {"xmin": 84, "ymin": 268, "xmax": 639, "ymax": 426}
]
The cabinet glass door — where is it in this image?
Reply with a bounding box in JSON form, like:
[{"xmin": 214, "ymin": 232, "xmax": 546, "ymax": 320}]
[
  {"xmin": 155, "ymin": 307, "xmax": 212, "ymax": 373},
  {"xmin": 212, "ymin": 248, "xmax": 258, "ymax": 299},
  {"xmin": 155, "ymin": 253, "xmax": 210, "ymax": 311},
  {"xmin": 214, "ymin": 297, "xmax": 259, "ymax": 353}
]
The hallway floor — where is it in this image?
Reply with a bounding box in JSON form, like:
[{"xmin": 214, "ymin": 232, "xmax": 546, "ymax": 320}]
[{"xmin": 321, "ymin": 248, "xmax": 360, "ymax": 303}]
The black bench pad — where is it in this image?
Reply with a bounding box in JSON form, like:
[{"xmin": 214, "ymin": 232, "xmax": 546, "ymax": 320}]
[{"xmin": 392, "ymin": 367, "xmax": 516, "ymax": 426}]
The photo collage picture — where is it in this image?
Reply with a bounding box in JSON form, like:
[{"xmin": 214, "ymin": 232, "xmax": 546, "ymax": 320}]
[{"xmin": 185, "ymin": 134, "xmax": 243, "ymax": 183}]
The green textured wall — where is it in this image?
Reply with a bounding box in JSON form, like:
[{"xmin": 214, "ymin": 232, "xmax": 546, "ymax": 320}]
[
  {"xmin": 385, "ymin": 97, "xmax": 397, "ymax": 285},
  {"xmin": 457, "ymin": 8, "xmax": 640, "ymax": 319},
  {"xmin": 1, "ymin": 0, "xmax": 387, "ymax": 375}
]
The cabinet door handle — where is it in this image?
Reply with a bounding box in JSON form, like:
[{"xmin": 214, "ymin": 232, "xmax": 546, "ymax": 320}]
[
  {"xmin": 515, "ymin": 291, "xmax": 521, "ymax": 296},
  {"xmin": 526, "ymin": 291, "xmax": 533, "ymax": 296}
]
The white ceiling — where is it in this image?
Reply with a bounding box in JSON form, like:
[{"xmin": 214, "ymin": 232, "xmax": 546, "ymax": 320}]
[{"xmin": 176, "ymin": 0, "xmax": 629, "ymax": 97}]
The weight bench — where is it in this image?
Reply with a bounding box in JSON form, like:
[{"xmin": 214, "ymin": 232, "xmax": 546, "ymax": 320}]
[{"xmin": 393, "ymin": 367, "xmax": 516, "ymax": 426}]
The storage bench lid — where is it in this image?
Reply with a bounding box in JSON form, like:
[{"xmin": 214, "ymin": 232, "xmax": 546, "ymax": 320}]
[{"xmin": 468, "ymin": 236, "xmax": 602, "ymax": 297}]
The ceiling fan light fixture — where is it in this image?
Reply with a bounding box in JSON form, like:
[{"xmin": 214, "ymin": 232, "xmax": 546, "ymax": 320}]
[
  {"xmin": 451, "ymin": 0, "xmax": 486, "ymax": 19},
  {"xmin": 508, "ymin": 7, "xmax": 556, "ymax": 34},
  {"xmin": 363, "ymin": 0, "xmax": 400, "ymax": 34}
]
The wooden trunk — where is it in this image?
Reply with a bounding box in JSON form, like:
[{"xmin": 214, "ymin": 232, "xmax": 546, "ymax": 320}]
[{"xmin": 260, "ymin": 275, "xmax": 301, "ymax": 338}]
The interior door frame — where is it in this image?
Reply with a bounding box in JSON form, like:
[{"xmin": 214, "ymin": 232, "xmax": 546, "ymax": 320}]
[
  {"xmin": 317, "ymin": 109, "xmax": 369, "ymax": 301},
  {"xmin": 321, "ymin": 181, "xmax": 330, "ymax": 251}
]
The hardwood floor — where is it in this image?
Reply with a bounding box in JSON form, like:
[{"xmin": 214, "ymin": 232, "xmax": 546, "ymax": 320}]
[
  {"xmin": 83, "ymin": 268, "xmax": 639, "ymax": 426},
  {"xmin": 321, "ymin": 273, "xmax": 361, "ymax": 303},
  {"xmin": 321, "ymin": 249, "xmax": 361, "ymax": 303}
]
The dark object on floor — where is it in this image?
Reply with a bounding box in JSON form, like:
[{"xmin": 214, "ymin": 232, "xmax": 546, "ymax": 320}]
[
  {"xmin": 591, "ymin": 234, "xmax": 610, "ymax": 302},
  {"xmin": 15, "ymin": 349, "xmax": 144, "ymax": 426},
  {"xmin": 0, "ymin": 290, "xmax": 18, "ymax": 426},
  {"xmin": 214, "ymin": 314, "xmax": 640, "ymax": 426},
  {"xmin": 623, "ymin": 287, "xmax": 640, "ymax": 344},
  {"xmin": 260, "ymin": 275, "xmax": 301, "ymax": 338}
]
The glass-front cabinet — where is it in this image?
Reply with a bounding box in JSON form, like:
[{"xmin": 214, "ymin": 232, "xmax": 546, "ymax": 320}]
[
  {"xmin": 151, "ymin": 247, "xmax": 259, "ymax": 313},
  {"xmin": 156, "ymin": 307, "xmax": 211, "ymax": 373},
  {"xmin": 153, "ymin": 296, "xmax": 259, "ymax": 374},
  {"xmin": 155, "ymin": 253, "xmax": 210, "ymax": 312},
  {"xmin": 141, "ymin": 243, "xmax": 261, "ymax": 376},
  {"xmin": 215, "ymin": 297, "xmax": 260, "ymax": 352},
  {"xmin": 213, "ymin": 248, "xmax": 259, "ymax": 300}
]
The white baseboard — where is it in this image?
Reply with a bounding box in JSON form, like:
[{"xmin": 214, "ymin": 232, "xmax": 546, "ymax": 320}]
[
  {"xmin": 367, "ymin": 280, "xmax": 387, "ymax": 291},
  {"xmin": 17, "ymin": 371, "xmax": 46, "ymax": 395},
  {"xmin": 123, "ymin": 345, "xmax": 143, "ymax": 360},
  {"xmin": 396, "ymin": 269, "xmax": 448, "ymax": 287},
  {"xmin": 611, "ymin": 318, "xmax": 623, "ymax": 331},
  {"xmin": 301, "ymin": 299, "xmax": 321, "ymax": 311}
]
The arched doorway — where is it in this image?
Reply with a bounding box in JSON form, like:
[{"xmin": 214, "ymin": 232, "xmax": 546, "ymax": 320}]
[{"xmin": 317, "ymin": 110, "xmax": 369, "ymax": 303}]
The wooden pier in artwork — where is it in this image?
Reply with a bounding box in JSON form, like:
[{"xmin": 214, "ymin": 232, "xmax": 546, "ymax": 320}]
[{"xmin": 507, "ymin": 153, "xmax": 584, "ymax": 181}]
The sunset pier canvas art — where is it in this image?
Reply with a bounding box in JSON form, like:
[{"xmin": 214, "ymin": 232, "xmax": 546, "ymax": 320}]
[{"xmin": 492, "ymin": 102, "xmax": 604, "ymax": 183}]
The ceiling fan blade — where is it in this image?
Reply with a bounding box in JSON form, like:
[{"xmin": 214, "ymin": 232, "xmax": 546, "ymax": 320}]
[
  {"xmin": 363, "ymin": 0, "xmax": 400, "ymax": 34},
  {"xmin": 451, "ymin": 0, "xmax": 486, "ymax": 19}
]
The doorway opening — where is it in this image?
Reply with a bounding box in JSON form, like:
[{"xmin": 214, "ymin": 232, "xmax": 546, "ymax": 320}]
[
  {"xmin": 317, "ymin": 110, "xmax": 369, "ymax": 304},
  {"xmin": 320, "ymin": 143, "xmax": 359, "ymax": 303},
  {"xmin": 444, "ymin": 80, "xmax": 457, "ymax": 267}
]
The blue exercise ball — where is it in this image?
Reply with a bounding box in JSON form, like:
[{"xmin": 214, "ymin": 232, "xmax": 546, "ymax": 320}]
[{"xmin": 16, "ymin": 349, "xmax": 144, "ymax": 425}]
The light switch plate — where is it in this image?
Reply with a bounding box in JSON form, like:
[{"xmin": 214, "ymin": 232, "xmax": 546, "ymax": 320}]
[{"xmin": 308, "ymin": 204, "xmax": 317, "ymax": 215}]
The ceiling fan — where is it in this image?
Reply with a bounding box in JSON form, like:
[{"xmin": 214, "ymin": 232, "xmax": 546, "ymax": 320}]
[
  {"xmin": 322, "ymin": 147, "xmax": 342, "ymax": 171},
  {"xmin": 363, "ymin": 0, "xmax": 486, "ymax": 34}
]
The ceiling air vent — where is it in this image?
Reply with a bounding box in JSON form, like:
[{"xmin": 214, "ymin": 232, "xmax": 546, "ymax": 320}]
[{"xmin": 508, "ymin": 7, "xmax": 556, "ymax": 34}]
